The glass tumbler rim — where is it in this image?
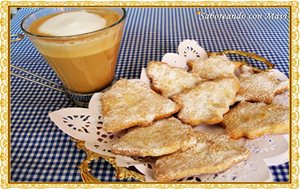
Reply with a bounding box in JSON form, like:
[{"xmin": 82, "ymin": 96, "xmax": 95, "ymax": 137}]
[{"xmin": 21, "ymin": 7, "xmax": 126, "ymax": 39}]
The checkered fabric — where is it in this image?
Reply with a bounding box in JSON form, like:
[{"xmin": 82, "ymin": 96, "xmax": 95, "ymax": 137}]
[{"xmin": 10, "ymin": 8, "xmax": 289, "ymax": 182}]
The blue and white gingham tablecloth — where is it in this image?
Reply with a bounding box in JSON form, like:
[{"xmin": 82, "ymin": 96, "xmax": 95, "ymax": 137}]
[{"xmin": 10, "ymin": 8, "xmax": 289, "ymax": 182}]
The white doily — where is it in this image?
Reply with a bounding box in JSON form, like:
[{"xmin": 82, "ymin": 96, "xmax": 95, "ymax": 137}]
[
  {"xmin": 49, "ymin": 40, "xmax": 289, "ymax": 182},
  {"xmin": 161, "ymin": 53, "xmax": 188, "ymax": 70},
  {"xmin": 178, "ymin": 39, "xmax": 208, "ymax": 60},
  {"xmin": 178, "ymin": 153, "xmax": 273, "ymax": 182}
]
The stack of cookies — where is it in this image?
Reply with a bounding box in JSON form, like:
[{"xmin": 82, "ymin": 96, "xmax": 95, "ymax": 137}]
[{"xmin": 100, "ymin": 54, "xmax": 289, "ymax": 182}]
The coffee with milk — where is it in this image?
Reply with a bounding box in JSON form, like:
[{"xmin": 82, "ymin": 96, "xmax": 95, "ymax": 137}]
[{"xmin": 26, "ymin": 9, "xmax": 124, "ymax": 93}]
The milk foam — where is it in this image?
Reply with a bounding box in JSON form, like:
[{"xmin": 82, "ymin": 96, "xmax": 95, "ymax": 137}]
[{"xmin": 38, "ymin": 11, "xmax": 107, "ymax": 36}]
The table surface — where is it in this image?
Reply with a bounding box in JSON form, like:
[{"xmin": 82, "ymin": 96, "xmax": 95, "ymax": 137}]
[{"xmin": 10, "ymin": 7, "xmax": 289, "ymax": 182}]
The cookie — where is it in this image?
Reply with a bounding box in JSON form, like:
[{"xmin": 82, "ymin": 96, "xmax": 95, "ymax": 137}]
[
  {"xmin": 146, "ymin": 61, "xmax": 204, "ymax": 98},
  {"xmin": 238, "ymin": 71, "xmax": 288, "ymax": 103},
  {"xmin": 112, "ymin": 117, "xmax": 197, "ymax": 157},
  {"xmin": 222, "ymin": 101, "xmax": 289, "ymax": 139},
  {"xmin": 154, "ymin": 132, "xmax": 249, "ymax": 181},
  {"xmin": 187, "ymin": 55, "xmax": 236, "ymax": 80},
  {"xmin": 101, "ymin": 79, "xmax": 180, "ymax": 132},
  {"xmin": 172, "ymin": 77, "xmax": 240, "ymax": 125}
]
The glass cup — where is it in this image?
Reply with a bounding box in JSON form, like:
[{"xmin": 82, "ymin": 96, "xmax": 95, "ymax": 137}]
[{"xmin": 21, "ymin": 7, "xmax": 126, "ymax": 106}]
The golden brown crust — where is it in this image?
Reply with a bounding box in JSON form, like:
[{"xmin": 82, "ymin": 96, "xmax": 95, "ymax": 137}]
[
  {"xmin": 101, "ymin": 79, "xmax": 180, "ymax": 132},
  {"xmin": 146, "ymin": 61, "xmax": 204, "ymax": 98},
  {"xmin": 154, "ymin": 132, "xmax": 249, "ymax": 181},
  {"xmin": 171, "ymin": 77, "xmax": 240, "ymax": 126},
  {"xmin": 188, "ymin": 55, "xmax": 236, "ymax": 80},
  {"xmin": 112, "ymin": 117, "xmax": 197, "ymax": 157},
  {"xmin": 222, "ymin": 101, "xmax": 289, "ymax": 139},
  {"xmin": 238, "ymin": 71, "xmax": 288, "ymax": 104},
  {"xmin": 186, "ymin": 60, "xmax": 194, "ymax": 70}
]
